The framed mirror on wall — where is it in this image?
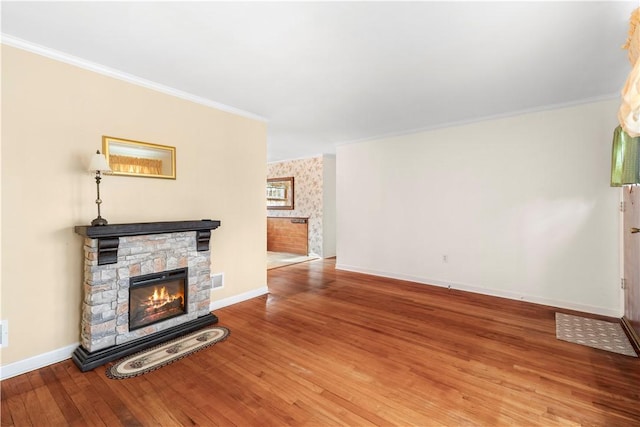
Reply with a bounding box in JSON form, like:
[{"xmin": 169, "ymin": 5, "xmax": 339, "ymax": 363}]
[
  {"xmin": 102, "ymin": 136, "xmax": 176, "ymax": 179},
  {"xmin": 267, "ymin": 177, "xmax": 294, "ymax": 210}
]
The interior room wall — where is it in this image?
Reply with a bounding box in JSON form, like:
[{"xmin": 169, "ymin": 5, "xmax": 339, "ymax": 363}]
[
  {"xmin": 337, "ymin": 99, "xmax": 621, "ymax": 316},
  {"xmin": 1, "ymin": 45, "xmax": 267, "ymax": 368},
  {"xmin": 267, "ymin": 156, "xmax": 325, "ymax": 256},
  {"xmin": 322, "ymin": 155, "xmax": 337, "ymax": 258}
]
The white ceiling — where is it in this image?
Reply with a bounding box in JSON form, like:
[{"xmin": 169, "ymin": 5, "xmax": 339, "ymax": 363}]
[{"xmin": 2, "ymin": 1, "xmax": 636, "ymax": 161}]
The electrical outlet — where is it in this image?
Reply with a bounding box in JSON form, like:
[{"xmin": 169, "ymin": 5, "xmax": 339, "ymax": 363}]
[
  {"xmin": 442, "ymin": 255, "xmax": 448, "ymax": 263},
  {"xmin": 1, "ymin": 320, "xmax": 8, "ymax": 348}
]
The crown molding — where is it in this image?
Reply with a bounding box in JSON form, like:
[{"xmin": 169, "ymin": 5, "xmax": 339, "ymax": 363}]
[
  {"xmin": 1, "ymin": 34, "xmax": 268, "ymax": 123},
  {"xmin": 267, "ymin": 153, "xmax": 325, "ymax": 164},
  {"xmin": 335, "ymin": 92, "xmax": 620, "ymax": 149}
]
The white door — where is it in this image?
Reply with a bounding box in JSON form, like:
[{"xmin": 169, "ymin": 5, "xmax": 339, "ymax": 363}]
[{"xmin": 623, "ymin": 186, "xmax": 640, "ymax": 346}]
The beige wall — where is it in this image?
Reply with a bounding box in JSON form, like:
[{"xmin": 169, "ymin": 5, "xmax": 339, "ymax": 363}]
[
  {"xmin": 322, "ymin": 155, "xmax": 337, "ymax": 258},
  {"xmin": 1, "ymin": 46, "xmax": 267, "ymax": 366},
  {"xmin": 337, "ymin": 99, "xmax": 621, "ymax": 316}
]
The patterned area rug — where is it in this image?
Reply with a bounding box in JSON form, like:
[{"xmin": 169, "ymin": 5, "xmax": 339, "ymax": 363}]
[
  {"xmin": 555, "ymin": 313, "xmax": 637, "ymax": 357},
  {"xmin": 106, "ymin": 326, "xmax": 230, "ymax": 379}
]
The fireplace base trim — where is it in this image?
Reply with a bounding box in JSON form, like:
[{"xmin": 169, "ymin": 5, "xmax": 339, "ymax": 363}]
[{"xmin": 72, "ymin": 313, "xmax": 219, "ymax": 372}]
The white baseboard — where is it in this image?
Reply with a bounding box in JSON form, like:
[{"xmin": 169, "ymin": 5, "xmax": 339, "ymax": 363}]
[
  {"xmin": 209, "ymin": 286, "xmax": 269, "ymax": 311},
  {"xmin": 2, "ymin": 269, "xmax": 617, "ymax": 382},
  {"xmin": 0, "ymin": 343, "xmax": 78, "ymax": 381},
  {"xmin": 1, "ymin": 286, "xmax": 270, "ymax": 381},
  {"xmin": 335, "ymin": 264, "xmax": 621, "ymax": 318}
]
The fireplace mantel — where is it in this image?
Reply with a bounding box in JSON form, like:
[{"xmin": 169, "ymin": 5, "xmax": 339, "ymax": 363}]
[
  {"xmin": 75, "ymin": 220, "xmax": 221, "ymax": 265},
  {"xmin": 75, "ymin": 219, "xmax": 221, "ymax": 238}
]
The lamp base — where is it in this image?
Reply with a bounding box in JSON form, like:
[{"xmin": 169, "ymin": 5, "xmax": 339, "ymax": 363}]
[{"xmin": 91, "ymin": 216, "xmax": 108, "ymax": 226}]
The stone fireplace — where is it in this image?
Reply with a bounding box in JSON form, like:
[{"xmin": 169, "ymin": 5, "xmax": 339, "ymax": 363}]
[{"xmin": 73, "ymin": 220, "xmax": 221, "ymax": 371}]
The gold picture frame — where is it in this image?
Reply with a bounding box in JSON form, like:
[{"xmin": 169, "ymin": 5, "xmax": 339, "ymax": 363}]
[
  {"xmin": 267, "ymin": 177, "xmax": 294, "ymax": 210},
  {"xmin": 102, "ymin": 136, "xmax": 176, "ymax": 179}
]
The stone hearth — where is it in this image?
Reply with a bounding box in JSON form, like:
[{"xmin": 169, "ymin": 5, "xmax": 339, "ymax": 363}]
[{"xmin": 73, "ymin": 220, "xmax": 220, "ymax": 371}]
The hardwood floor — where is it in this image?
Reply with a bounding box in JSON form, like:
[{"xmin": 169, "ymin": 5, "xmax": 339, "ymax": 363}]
[{"xmin": 2, "ymin": 258, "xmax": 640, "ymax": 426}]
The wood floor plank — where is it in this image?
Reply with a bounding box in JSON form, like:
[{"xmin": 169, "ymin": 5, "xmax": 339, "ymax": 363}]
[
  {"xmin": 64, "ymin": 367, "xmax": 112, "ymax": 427},
  {"xmin": 24, "ymin": 369, "xmax": 67, "ymax": 425},
  {"xmin": 1, "ymin": 378, "xmax": 29, "ymax": 427},
  {"xmin": 35, "ymin": 364, "xmax": 81, "ymax": 425},
  {"xmin": 2, "ymin": 258, "xmax": 639, "ymax": 425},
  {"xmin": 85, "ymin": 370, "xmax": 143, "ymax": 426}
]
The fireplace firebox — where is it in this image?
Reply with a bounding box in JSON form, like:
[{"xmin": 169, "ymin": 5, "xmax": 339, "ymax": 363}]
[{"xmin": 129, "ymin": 268, "xmax": 188, "ymax": 331}]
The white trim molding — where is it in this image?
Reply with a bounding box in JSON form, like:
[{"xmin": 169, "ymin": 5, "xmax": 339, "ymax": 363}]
[
  {"xmin": 335, "ymin": 93, "xmax": 619, "ymax": 150},
  {"xmin": 335, "ymin": 264, "xmax": 621, "ymax": 318},
  {"xmin": 209, "ymin": 286, "xmax": 269, "ymax": 311},
  {"xmin": 1, "ymin": 34, "xmax": 267, "ymax": 123},
  {"xmin": 0, "ymin": 343, "xmax": 78, "ymax": 381},
  {"xmin": 0, "ymin": 286, "xmax": 269, "ymax": 380}
]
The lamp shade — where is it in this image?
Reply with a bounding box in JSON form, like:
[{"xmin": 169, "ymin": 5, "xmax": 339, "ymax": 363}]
[
  {"xmin": 88, "ymin": 150, "xmax": 112, "ymax": 172},
  {"xmin": 611, "ymin": 126, "xmax": 640, "ymax": 186}
]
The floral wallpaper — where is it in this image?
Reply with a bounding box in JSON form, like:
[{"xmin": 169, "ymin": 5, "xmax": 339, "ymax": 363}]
[{"xmin": 267, "ymin": 156, "xmax": 324, "ymax": 256}]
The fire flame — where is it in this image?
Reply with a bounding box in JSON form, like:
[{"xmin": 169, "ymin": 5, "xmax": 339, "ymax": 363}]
[{"xmin": 146, "ymin": 286, "xmax": 180, "ymax": 309}]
